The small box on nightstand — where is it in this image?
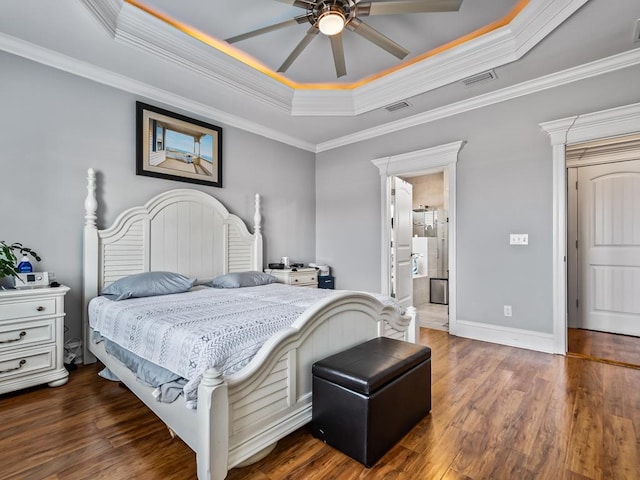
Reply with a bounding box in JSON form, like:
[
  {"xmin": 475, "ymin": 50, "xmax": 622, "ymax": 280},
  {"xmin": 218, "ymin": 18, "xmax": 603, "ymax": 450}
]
[{"xmin": 318, "ymin": 275, "xmax": 334, "ymax": 289}]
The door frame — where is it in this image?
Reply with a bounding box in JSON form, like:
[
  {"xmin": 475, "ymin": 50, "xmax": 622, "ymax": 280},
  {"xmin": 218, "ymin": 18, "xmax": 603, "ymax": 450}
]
[
  {"xmin": 372, "ymin": 141, "xmax": 465, "ymax": 335},
  {"xmin": 540, "ymin": 102, "xmax": 640, "ymax": 354}
]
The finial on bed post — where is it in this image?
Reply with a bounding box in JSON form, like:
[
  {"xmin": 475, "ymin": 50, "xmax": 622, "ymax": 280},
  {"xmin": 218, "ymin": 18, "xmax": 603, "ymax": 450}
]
[
  {"xmin": 85, "ymin": 168, "xmax": 98, "ymax": 229},
  {"xmin": 253, "ymin": 194, "xmax": 263, "ymax": 270},
  {"xmin": 254, "ymin": 193, "xmax": 262, "ymax": 235}
]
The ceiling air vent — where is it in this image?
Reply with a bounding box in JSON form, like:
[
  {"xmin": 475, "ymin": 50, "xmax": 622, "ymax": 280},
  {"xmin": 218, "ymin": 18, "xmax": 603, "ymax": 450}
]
[
  {"xmin": 385, "ymin": 101, "xmax": 411, "ymax": 113},
  {"xmin": 461, "ymin": 69, "xmax": 498, "ymax": 87}
]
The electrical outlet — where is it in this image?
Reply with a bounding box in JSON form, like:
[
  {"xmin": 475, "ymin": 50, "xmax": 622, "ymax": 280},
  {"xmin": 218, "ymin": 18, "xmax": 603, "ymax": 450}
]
[
  {"xmin": 510, "ymin": 234, "xmax": 528, "ymax": 245},
  {"xmin": 504, "ymin": 305, "xmax": 512, "ymax": 317}
]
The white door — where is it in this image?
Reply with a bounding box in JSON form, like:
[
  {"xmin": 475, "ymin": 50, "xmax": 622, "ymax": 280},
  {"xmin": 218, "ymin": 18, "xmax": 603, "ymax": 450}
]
[
  {"xmin": 391, "ymin": 176, "xmax": 413, "ymax": 309},
  {"xmin": 577, "ymin": 159, "xmax": 640, "ymax": 336}
]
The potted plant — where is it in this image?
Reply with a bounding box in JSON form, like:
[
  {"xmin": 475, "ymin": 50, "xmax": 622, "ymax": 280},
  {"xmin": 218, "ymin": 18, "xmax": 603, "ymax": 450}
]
[{"xmin": 0, "ymin": 241, "xmax": 42, "ymax": 280}]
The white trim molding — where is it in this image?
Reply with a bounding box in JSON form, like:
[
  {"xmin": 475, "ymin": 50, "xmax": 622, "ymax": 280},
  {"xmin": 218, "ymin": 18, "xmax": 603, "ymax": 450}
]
[
  {"xmin": 295, "ymin": 0, "xmax": 590, "ymax": 116},
  {"xmin": 455, "ymin": 320, "xmax": 555, "ymax": 354},
  {"xmin": 2, "ymin": 26, "xmax": 639, "ymax": 154},
  {"xmin": 372, "ymin": 141, "xmax": 465, "ymax": 335},
  {"xmin": 78, "ymin": 0, "xmax": 588, "ymax": 117},
  {"xmin": 0, "ymin": 32, "xmax": 315, "ymax": 153},
  {"xmin": 317, "ymin": 47, "xmax": 640, "ymax": 152},
  {"xmin": 540, "ymin": 101, "xmax": 640, "ymax": 354}
]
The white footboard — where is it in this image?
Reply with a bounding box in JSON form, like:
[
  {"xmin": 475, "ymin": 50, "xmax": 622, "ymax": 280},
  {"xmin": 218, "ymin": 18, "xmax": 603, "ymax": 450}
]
[{"xmin": 195, "ymin": 292, "xmax": 418, "ymax": 479}]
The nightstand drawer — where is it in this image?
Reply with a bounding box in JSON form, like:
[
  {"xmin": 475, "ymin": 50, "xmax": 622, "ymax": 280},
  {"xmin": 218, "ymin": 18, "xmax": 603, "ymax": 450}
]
[
  {"xmin": 0, "ymin": 319, "xmax": 55, "ymax": 353},
  {"xmin": 287, "ymin": 272, "xmax": 318, "ymax": 286},
  {"xmin": 0, "ymin": 298, "xmax": 57, "ymax": 321},
  {"xmin": 0, "ymin": 346, "xmax": 55, "ymax": 381}
]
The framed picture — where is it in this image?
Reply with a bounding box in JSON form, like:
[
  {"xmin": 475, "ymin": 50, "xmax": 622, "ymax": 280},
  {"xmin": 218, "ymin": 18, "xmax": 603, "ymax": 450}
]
[{"xmin": 136, "ymin": 102, "xmax": 222, "ymax": 187}]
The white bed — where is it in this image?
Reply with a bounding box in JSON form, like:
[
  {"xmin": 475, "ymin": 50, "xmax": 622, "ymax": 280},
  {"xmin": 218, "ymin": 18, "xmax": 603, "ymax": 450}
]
[{"xmin": 81, "ymin": 168, "xmax": 419, "ymax": 480}]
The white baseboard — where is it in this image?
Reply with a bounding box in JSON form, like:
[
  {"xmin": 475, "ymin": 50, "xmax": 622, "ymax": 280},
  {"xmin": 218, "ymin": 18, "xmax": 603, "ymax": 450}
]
[
  {"xmin": 420, "ymin": 320, "xmax": 449, "ymax": 332},
  {"xmin": 452, "ymin": 319, "xmax": 555, "ymax": 354}
]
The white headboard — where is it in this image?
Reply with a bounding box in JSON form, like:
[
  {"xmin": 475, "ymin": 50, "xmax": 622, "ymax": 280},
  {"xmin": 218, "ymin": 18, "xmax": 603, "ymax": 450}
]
[{"xmin": 82, "ymin": 168, "xmax": 263, "ymax": 362}]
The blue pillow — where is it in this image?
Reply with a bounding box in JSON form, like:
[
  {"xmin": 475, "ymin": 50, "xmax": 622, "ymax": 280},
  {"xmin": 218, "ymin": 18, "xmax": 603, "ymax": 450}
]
[
  {"xmin": 102, "ymin": 271, "xmax": 196, "ymax": 301},
  {"xmin": 210, "ymin": 271, "xmax": 277, "ymax": 288}
]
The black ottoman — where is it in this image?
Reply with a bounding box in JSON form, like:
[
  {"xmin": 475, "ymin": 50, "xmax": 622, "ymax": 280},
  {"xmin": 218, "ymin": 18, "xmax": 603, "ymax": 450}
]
[{"xmin": 311, "ymin": 337, "xmax": 431, "ymax": 467}]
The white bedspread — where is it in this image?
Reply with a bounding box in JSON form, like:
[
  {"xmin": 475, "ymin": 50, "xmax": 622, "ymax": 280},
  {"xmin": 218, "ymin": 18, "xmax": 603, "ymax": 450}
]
[{"xmin": 89, "ymin": 284, "xmax": 397, "ymax": 408}]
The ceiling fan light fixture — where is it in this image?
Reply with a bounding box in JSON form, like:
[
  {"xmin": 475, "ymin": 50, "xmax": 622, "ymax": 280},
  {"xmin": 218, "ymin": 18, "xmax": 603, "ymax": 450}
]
[{"xmin": 318, "ymin": 8, "xmax": 346, "ymax": 36}]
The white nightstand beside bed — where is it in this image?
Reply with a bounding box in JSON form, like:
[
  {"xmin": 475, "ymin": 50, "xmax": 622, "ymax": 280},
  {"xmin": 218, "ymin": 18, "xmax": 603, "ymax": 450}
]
[
  {"xmin": 266, "ymin": 267, "xmax": 318, "ymax": 287},
  {"xmin": 0, "ymin": 284, "xmax": 69, "ymax": 394},
  {"xmin": 81, "ymin": 168, "xmax": 418, "ymax": 480}
]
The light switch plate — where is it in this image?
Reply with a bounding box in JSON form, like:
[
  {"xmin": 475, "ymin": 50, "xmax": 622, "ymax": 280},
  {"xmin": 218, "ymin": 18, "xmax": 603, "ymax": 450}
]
[{"xmin": 510, "ymin": 234, "xmax": 528, "ymax": 245}]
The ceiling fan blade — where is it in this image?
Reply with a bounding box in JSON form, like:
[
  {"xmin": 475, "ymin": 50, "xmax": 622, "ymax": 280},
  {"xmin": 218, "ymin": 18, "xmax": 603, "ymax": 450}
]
[
  {"xmin": 277, "ymin": 27, "xmax": 320, "ymax": 73},
  {"xmin": 347, "ymin": 18, "xmax": 409, "ymax": 60},
  {"xmin": 226, "ymin": 15, "xmax": 310, "ymax": 44},
  {"xmin": 330, "ymin": 33, "xmax": 347, "ymax": 78},
  {"xmin": 357, "ymin": 0, "xmax": 462, "ymax": 16},
  {"xmin": 273, "ymin": 0, "xmax": 316, "ymax": 8}
]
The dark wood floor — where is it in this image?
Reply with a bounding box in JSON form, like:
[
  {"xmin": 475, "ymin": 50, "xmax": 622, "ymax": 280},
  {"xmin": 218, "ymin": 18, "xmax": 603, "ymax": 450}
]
[
  {"xmin": 1, "ymin": 329, "xmax": 639, "ymax": 479},
  {"xmin": 568, "ymin": 327, "xmax": 640, "ymax": 367}
]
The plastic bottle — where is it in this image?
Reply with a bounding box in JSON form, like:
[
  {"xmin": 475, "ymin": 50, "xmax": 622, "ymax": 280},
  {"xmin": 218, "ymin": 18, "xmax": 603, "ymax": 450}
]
[{"xmin": 17, "ymin": 255, "xmax": 33, "ymax": 273}]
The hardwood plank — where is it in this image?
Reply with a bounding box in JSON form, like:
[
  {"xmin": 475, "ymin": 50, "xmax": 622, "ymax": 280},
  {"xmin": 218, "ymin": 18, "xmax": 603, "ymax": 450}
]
[
  {"xmin": 1, "ymin": 328, "xmax": 640, "ymax": 479},
  {"xmin": 568, "ymin": 328, "xmax": 640, "ymax": 367},
  {"xmin": 566, "ymin": 361, "xmax": 604, "ymax": 479},
  {"xmin": 602, "ymin": 414, "xmax": 638, "ymax": 479}
]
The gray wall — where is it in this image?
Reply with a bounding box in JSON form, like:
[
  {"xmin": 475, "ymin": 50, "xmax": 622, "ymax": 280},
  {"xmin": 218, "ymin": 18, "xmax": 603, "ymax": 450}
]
[
  {"xmin": 316, "ymin": 64, "xmax": 640, "ymax": 334},
  {"xmin": 4, "ymin": 47, "xmax": 640, "ymax": 346},
  {"xmin": 0, "ymin": 51, "xmax": 316, "ymax": 342}
]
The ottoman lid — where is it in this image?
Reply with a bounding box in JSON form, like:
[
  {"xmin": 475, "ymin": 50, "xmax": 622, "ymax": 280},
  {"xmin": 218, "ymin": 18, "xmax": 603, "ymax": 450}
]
[{"xmin": 312, "ymin": 337, "xmax": 431, "ymax": 396}]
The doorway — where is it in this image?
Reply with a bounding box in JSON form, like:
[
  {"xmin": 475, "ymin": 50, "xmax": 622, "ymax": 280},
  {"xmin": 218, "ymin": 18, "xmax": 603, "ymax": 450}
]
[
  {"xmin": 404, "ymin": 173, "xmax": 449, "ymax": 330},
  {"xmin": 372, "ymin": 141, "xmax": 463, "ymax": 335},
  {"xmin": 541, "ymin": 102, "xmax": 640, "ymax": 355},
  {"xmin": 566, "ymin": 136, "xmax": 640, "ymax": 367}
]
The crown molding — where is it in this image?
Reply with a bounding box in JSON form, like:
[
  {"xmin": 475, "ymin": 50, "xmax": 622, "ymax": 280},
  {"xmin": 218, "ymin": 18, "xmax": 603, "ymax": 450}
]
[
  {"xmin": 294, "ymin": 27, "xmax": 518, "ymax": 117},
  {"xmin": 79, "ymin": 0, "xmax": 587, "ymax": 117},
  {"xmin": 317, "ymin": 47, "xmax": 640, "ymax": 152},
  {"xmin": 0, "ymin": 32, "xmax": 315, "ymax": 153},
  {"xmin": 511, "ymin": 0, "xmax": 588, "ymax": 55},
  {"xmin": 79, "ymin": 0, "xmax": 122, "ymax": 37},
  {"xmin": 292, "ymin": 0, "xmax": 589, "ymax": 116},
  {"xmin": 3, "ymin": 1, "xmax": 637, "ymax": 156},
  {"xmin": 540, "ymin": 101, "xmax": 640, "ymax": 146},
  {"xmin": 112, "ymin": 1, "xmax": 295, "ymax": 113}
]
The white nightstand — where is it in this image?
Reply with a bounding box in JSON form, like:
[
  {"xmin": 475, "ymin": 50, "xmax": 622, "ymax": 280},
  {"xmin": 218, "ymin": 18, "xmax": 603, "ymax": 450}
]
[
  {"xmin": 266, "ymin": 268, "xmax": 318, "ymax": 287},
  {"xmin": 0, "ymin": 285, "xmax": 70, "ymax": 394}
]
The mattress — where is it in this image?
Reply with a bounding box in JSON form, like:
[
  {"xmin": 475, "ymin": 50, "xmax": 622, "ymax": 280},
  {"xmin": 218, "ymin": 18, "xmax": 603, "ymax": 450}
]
[{"xmin": 89, "ymin": 283, "xmax": 398, "ymax": 408}]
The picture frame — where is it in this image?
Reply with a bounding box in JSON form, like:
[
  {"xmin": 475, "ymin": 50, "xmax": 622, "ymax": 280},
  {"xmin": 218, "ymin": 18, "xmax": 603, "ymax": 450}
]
[{"xmin": 136, "ymin": 102, "xmax": 223, "ymax": 187}]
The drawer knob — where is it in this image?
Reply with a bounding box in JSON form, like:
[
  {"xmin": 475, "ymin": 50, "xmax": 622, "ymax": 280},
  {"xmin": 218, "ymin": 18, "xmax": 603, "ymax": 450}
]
[
  {"xmin": 0, "ymin": 331, "xmax": 27, "ymax": 344},
  {"xmin": 36, "ymin": 306, "xmax": 45, "ymax": 312},
  {"xmin": 0, "ymin": 359, "xmax": 26, "ymax": 375}
]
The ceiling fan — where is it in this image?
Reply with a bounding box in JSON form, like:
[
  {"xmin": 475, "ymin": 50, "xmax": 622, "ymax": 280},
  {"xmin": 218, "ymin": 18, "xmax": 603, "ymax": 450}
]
[{"xmin": 225, "ymin": 0, "xmax": 463, "ymax": 79}]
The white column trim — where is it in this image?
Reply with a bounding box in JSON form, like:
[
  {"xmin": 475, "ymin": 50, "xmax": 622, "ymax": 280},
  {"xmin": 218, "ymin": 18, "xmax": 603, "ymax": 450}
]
[
  {"xmin": 540, "ymin": 102, "xmax": 640, "ymax": 354},
  {"xmin": 372, "ymin": 141, "xmax": 464, "ymax": 334}
]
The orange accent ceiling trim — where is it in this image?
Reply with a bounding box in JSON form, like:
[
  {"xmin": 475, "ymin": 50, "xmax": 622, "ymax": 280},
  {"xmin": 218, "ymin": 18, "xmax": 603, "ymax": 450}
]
[{"xmin": 126, "ymin": 0, "xmax": 530, "ymax": 91}]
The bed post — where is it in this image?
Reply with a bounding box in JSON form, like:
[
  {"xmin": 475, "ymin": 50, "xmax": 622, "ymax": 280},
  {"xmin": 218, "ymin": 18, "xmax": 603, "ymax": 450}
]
[
  {"xmin": 197, "ymin": 368, "xmax": 229, "ymax": 480},
  {"xmin": 82, "ymin": 168, "xmax": 99, "ymax": 364},
  {"xmin": 405, "ymin": 306, "xmax": 419, "ymax": 343},
  {"xmin": 253, "ymin": 193, "xmax": 263, "ymax": 271}
]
